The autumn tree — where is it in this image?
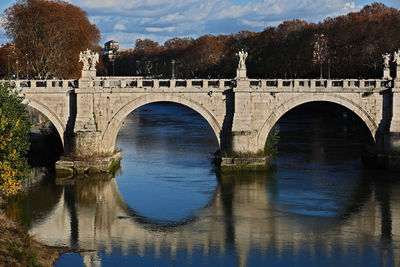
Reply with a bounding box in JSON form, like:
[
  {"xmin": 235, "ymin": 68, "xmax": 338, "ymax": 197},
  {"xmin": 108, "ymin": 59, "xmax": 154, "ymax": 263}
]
[
  {"xmin": 164, "ymin": 37, "xmax": 194, "ymax": 49},
  {"xmin": 135, "ymin": 38, "xmax": 161, "ymax": 52},
  {"xmin": 112, "ymin": 3, "xmax": 400, "ymax": 79},
  {"xmin": 0, "ymin": 83, "xmax": 31, "ymax": 197},
  {"xmin": 2, "ymin": 0, "xmax": 100, "ymax": 79},
  {"xmin": 0, "ymin": 44, "xmax": 16, "ymax": 78}
]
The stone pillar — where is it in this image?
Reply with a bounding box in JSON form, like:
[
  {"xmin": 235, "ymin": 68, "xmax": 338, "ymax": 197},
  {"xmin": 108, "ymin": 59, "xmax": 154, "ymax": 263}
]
[
  {"xmin": 57, "ymin": 88, "xmax": 121, "ymax": 175},
  {"xmin": 294, "ymin": 80, "xmax": 300, "ymax": 88},
  {"xmin": 31, "ymin": 80, "xmax": 36, "ymax": 89},
  {"xmin": 230, "ymin": 80, "xmax": 258, "ymax": 153},
  {"xmin": 387, "ymin": 52, "xmax": 400, "ymax": 167},
  {"xmin": 56, "ymin": 49, "xmax": 121, "ymax": 175},
  {"xmin": 120, "ymin": 80, "xmax": 126, "ymax": 88},
  {"xmin": 237, "ymin": 68, "xmax": 247, "ymax": 79},
  {"xmin": 387, "ymin": 87, "xmax": 400, "ymax": 168},
  {"xmin": 383, "ymin": 69, "xmax": 391, "ymax": 80},
  {"xmin": 46, "ymin": 80, "xmax": 53, "ymax": 89},
  {"xmin": 79, "ymin": 70, "xmax": 96, "ymax": 88},
  {"xmin": 391, "ymin": 50, "xmax": 400, "ymax": 135},
  {"xmin": 74, "ymin": 90, "xmax": 97, "ymax": 133},
  {"xmin": 62, "ymin": 80, "xmax": 69, "ymax": 89},
  {"xmin": 326, "ymin": 79, "xmax": 332, "ymax": 88},
  {"xmin": 103, "ymin": 79, "xmax": 110, "ymax": 88}
]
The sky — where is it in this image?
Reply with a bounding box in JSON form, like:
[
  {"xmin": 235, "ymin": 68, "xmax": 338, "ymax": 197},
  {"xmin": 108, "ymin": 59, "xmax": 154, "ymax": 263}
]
[{"xmin": 0, "ymin": 0, "xmax": 399, "ymax": 49}]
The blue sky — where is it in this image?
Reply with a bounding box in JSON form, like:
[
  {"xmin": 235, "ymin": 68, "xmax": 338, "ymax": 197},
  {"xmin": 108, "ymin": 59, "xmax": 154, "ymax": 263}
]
[{"xmin": 0, "ymin": 0, "xmax": 399, "ymax": 48}]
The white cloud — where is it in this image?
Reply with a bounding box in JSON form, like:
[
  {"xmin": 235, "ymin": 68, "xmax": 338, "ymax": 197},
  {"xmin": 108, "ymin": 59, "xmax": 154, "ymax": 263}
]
[
  {"xmin": 114, "ymin": 23, "xmax": 126, "ymax": 31},
  {"xmin": 63, "ymin": 0, "xmax": 380, "ymax": 48},
  {"xmin": 146, "ymin": 26, "xmax": 176, "ymax": 33}
]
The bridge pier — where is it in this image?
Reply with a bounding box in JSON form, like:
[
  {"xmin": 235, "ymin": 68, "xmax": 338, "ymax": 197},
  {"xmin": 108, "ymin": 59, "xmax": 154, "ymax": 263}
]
[
  {"xmin": 386, "ymin": 83, "xmax": 400, "ymax": 168},
  {"xmin": 231, "ymin": 80, "xmax": 258, "ymax": 153},
  {"xmin": 56, "ymin": 84, "xmax": 121, "ymax": 176},
  {"xmin": 218, "ymin": 79, "xmax": 269, "ymax": 170}
]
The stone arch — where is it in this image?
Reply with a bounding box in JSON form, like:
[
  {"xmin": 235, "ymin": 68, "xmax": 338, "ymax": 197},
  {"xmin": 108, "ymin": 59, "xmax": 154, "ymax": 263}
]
[
  {"xmin": 23, "ymin": 98, "xmax": 65, "ymax": 145},
  {"xmin": 101, "ymin": 94, "xmax": 222, "ymax": 152},
  {"xmin": 257, "ymin": 94, "xmax": 378, "ymax": 151}
]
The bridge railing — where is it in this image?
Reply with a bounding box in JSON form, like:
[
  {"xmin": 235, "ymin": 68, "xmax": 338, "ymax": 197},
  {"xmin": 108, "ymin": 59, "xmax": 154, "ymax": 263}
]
[
  {"xmin": 2, "ymin": 77, "xmax": 392, "ymax": 91},
  {"xmin": 0, "ymin": 79, "xmax": 77, "ymax": 90},
  {"xmin": 248, "ymin": 78, "xmax": 391, "ymax": 90},
  {"xmin": 94, "ymin": 77, "xmax": 390, "ymax": 91},
  {"xmin": 92, "ymin": 77, "xmax": 235, "ymax": 90}
]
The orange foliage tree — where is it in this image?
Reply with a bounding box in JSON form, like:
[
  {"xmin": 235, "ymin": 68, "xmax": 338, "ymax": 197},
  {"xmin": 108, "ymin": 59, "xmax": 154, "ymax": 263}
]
[
  {"xmin": 2, "ymin": 0, "xmax": 100, "ymax": 79},
  {"xmin": 112, "ymin": 3, "xmax": 400, "ymax": 79}
]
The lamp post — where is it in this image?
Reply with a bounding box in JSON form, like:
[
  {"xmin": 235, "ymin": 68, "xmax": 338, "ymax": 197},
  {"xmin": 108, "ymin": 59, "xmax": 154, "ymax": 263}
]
[
  {"xmin": 7, "ymin": 55, "xmax": 10, "ymax": 78},
  {"xmin": 26, "ymin": 54, "xmax": 29, "ymax": 79},
  {"xmin": 312, "ymin": 33, "xmax": 328, "ymax": 79},
  {"xmin": 171, "ymin": 59, "xmax": 175, "ymax": 79},
  {"xmin": 319, "ymin": 60, "xmax": 323, "ymax": 79},
  {"xmin": 16, "ymin": 58, "xmax": 19, "ymax": 80},
  {"xmin": 328, "ymin": 58, "xmax": 331, "ymax": 80}
]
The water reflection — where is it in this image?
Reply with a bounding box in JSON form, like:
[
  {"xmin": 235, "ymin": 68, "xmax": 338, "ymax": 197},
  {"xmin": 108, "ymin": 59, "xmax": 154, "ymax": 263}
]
[
  {"xmin": 9, "ymin": 102, "xmax": 400, "ymax": 266},
  {"xmin": 7, "ymin": 167, "xmax": 400, "ymax": 267}
]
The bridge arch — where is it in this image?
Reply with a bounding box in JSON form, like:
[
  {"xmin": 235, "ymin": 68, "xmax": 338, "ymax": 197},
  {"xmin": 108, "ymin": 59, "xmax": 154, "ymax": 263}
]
[
  {"xmin": 257, "ymin": 94, "xmax": 378, "ymax": 151},
  {"xmin": 102, "ymin": 94, "xmax": 222, "ymax": 152},
  {"xmin": 23, "ymin": 98, "xmax": 65, "ymax": 146}
]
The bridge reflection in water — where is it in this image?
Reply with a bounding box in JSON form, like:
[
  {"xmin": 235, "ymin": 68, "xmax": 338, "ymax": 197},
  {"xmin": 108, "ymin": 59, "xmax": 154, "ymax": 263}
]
[{"xmin": 10, "ymin": 168, "xmax": 400, "ymax": 267}]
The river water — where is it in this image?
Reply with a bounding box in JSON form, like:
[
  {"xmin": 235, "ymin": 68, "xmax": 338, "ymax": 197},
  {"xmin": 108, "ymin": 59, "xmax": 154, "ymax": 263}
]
[{"xmin": 7, "ymin": 102, "xmax": 400, "ymax": 267}]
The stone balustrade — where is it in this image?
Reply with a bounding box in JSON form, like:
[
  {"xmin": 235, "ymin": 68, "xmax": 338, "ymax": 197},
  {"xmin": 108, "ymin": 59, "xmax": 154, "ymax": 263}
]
[
  {"xmin": 1, "ymin": 77, "xmax": 390, "ymax": 92},
  {"xmin": 0, "ymin": 79, "xmax": 76, "ymax": 90}
]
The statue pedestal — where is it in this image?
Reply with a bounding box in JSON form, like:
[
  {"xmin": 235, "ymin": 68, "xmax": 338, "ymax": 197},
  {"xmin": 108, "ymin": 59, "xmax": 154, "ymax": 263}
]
[
  {"xmin": 82, "ymin": 70, "xmax": 96, "ymax": 78},
  {"xmin": 383, "ymin": 69, "xmax": 391, "ymax": 80},
  {"xmin": 79, "ymin": 78, "xmax": 93, "ymax": 88},
  {"xmin": 236, "ymin": 68, "xmax": 247, "ymax": 80}
]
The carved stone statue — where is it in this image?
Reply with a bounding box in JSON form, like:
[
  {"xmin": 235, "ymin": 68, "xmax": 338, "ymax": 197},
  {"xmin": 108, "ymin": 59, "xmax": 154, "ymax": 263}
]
[
  {"xmin": 236, "ymin": 49, "xmax": 248, "ymax": 70},
  {"xmin": 393, "ymin": 49, "xmax": 400, "ymax": 66},
  {"xmin": 394, "ymin": 49, "xmax": 400, "ymax": 81},
  {"xmin": 383, "ymin": 53, "xmax": 391, "ymax": 70},
  {"xmin": 79, "ymin": 49, "xmax": 99, "ymax": 71}
]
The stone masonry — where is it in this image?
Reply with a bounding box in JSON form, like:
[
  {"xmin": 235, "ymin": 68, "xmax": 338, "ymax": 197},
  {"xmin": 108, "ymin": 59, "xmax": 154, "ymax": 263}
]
[{"xmin": 3, "ymin": 51, "xmax": 400, "ymax": 170}]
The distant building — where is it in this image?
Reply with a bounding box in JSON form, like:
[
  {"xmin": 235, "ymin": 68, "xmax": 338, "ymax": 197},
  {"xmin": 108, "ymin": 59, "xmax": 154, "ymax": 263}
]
[
  {"xmin": 103, "ymin": 40, "xmax": 119, "ymax": 60},
  {"xmin": 105, "ymin": 40, "xmax": 119, "ymax": 51}
]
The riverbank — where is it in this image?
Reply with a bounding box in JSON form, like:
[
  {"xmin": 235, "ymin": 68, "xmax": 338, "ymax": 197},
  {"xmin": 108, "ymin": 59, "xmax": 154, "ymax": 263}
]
[{"xmin": 0, "ymin": 197, "xmax": 74, "ymax": 266}]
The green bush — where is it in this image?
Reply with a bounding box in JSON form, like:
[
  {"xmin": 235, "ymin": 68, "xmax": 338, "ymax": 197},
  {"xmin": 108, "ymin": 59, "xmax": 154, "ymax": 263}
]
[
  {"xmin": 0, "ymin": 82, "xmax": 31, "ymax": 197},
  {"xmin": 264, "ymin": 125, "xmax": 279, "ymax": 159}
]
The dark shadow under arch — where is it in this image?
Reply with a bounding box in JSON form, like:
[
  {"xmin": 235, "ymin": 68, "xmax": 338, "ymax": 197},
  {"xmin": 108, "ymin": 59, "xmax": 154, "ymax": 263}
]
[{"xmin": 257, "ymin": 95, "xmax": 378, "ymax": 151}]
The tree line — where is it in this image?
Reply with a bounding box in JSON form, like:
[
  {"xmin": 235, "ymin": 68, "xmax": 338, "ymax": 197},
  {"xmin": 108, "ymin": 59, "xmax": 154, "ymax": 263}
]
[
  {"xmin": 0, "ymin": 1, "xmax": 399, "ymax": 80},
  {"xmin": 109, "ymin": 3, "xmax": 400, "ymax": 79}
]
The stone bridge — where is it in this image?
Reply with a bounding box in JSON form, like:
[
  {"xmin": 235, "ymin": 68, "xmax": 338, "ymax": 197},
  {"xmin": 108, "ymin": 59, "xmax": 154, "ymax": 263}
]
[{"xmin": 3, "ymin": 52, "xmax": 400, "ymax": 170}]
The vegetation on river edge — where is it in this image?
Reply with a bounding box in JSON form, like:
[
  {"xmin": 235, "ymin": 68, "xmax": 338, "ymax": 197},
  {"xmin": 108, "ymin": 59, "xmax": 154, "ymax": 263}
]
[
  {"xmin": 0, "ymin": 83, "xmax": 30, "ymax": 197},
  {"xmin": 219, "ymin": 125, "xmax": 279, "ymax": 171},
  {"xmin": 0, "ymin": 197, "xmax": 73, "ymax": 266},
  {"xmin": 0, "ymin": 83, "xmax": 69, "ymax": 266},
  {"xmin": 221, "ymin": 125, "xmax": 280, "ymax": 159}
]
